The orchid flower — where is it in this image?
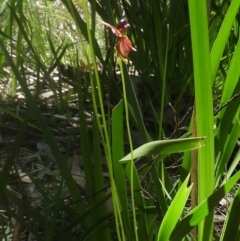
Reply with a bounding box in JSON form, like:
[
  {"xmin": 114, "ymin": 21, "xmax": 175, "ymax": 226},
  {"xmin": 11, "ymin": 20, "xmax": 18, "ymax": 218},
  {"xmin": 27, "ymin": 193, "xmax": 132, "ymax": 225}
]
[{"xmin": 100, "ymin": 19, "xmax": 136, "ymax": 64}]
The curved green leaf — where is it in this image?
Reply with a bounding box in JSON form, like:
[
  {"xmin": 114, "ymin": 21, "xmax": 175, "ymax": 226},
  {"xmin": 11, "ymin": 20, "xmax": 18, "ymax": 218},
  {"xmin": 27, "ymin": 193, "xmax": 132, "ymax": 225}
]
[
  {"xmin": 170, "ymin": 171, "xmax": 240, "ymax": 240},
  {"xmin": 157, "ymin": 175, "xmax": 192, "ymax": 241},
  {"xmin": 120, "ymin": 137, "xmax": 205, "ymax": 162}
]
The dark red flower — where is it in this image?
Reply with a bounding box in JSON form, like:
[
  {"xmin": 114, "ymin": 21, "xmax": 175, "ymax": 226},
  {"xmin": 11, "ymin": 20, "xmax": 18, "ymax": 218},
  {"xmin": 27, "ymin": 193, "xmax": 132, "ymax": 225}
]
[
  {"xmin": 100, "ymin": 18, "xmax": 136, "ymax": 63},
  {"xmin": 116, "ymin": 36, "xmax": 136, "ymax": 64}
]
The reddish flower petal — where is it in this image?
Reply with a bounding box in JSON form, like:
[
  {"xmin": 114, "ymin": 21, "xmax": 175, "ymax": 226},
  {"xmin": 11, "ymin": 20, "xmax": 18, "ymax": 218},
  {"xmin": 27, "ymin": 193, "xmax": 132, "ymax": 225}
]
[
  {"xmin": 100, "ymin": 20, "xmax": 122, "ymax": 36},
  {"xmin": 100, "ymin": 19, "xmax": 136, "ymax": 64},
  {"xmin": 117, "ymin": 38, "xmax": 130, "ymax": 57},
  {"xmin": 116, "ymin": 37, "xmax": 136, "ymax": 58}
]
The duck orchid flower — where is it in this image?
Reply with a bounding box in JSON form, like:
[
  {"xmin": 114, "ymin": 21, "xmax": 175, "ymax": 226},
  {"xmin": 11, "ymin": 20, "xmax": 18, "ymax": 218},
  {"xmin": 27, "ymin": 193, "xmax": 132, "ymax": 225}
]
[{"xmin": 100, "ymin": 19, "xmax": 136, "ymax": 64}]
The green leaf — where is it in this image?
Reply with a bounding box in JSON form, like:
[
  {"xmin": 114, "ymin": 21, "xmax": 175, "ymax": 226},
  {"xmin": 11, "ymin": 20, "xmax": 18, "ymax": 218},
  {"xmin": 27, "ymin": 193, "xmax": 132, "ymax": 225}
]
[
  {"xmin": 120, "ymin": 137, "xmax": 205, "ymax": 162},
  {"xmin": 188, "ymin": 0, "xmax": 215, "ymax": 239},
  {"xmin": 157, "ymin": 175, "xmax": 192, "ymax": 241},
  {"xmin": 211, "ymin": 0, "xmax": 240, "ymax": 80},
  {"xmin": 170, "ymin": 171, "xmax": 240, "ymax": 240},
  {"xmin": 220, "ymin": 185, "xmax": 240, "ymax": 241},
  {"xmin": 112, "ymin": 101, "xmax": 135, "ymax": 240}
]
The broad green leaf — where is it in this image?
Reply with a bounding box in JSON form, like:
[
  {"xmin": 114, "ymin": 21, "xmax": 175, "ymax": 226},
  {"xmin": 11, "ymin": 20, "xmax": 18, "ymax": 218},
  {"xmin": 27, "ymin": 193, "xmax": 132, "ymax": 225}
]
[
  {"xmin": 170, "ymin": 171, "xmax": 240, "ymax": 240},
  {"xmin": 120, "ymin": 137, "xmax": 205, "ymax": 162},
  {"xmin": 157, "ymin": 175, "xmax": 192, "ymax": 241},
  {"xmin": 188, "ymin": 0, "xmax": 215, "ymax": 239}
]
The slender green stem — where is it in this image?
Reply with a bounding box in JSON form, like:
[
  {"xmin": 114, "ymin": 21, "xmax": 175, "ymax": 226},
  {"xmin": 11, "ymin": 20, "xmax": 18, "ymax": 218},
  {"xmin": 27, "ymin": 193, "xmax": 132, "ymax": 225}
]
[{"xmin": 119, "ymin": 59, "xmax": 138, "ymax": 241}]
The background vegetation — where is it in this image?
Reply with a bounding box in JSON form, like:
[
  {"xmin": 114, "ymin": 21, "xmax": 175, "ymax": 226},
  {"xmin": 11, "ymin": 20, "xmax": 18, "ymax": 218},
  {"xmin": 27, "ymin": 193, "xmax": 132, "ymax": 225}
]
[{"xmin": 0, "ymin": 0, "xmax": 239, "ymax": 240}]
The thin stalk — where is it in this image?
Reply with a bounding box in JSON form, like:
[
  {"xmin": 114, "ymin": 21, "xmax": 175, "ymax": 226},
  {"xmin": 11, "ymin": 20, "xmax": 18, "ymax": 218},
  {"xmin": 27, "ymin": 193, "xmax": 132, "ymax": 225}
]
[
  {"xmin": 119, "ymin": 60, "xmax": 138, "ymax": 241},
  {"xmin": 82, "ymin": 2, "xmax": 124, "ymax": 240}
]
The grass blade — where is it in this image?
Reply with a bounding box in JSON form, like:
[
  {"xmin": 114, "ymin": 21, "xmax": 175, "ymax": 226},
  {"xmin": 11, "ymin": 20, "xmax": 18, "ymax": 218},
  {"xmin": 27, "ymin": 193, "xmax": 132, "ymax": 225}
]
[
  {"xmin": 188, "ymin": 1, "xmax": 215, "ymax": 239},
  {"xmin": 120, "ymin": 137, "xmax": 205, "ymax": 162}
]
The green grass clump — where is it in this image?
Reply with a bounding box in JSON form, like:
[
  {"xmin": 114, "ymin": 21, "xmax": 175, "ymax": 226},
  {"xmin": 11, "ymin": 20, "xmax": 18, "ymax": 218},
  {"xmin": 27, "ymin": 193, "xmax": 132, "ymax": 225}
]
[{"xmin": 0, "ymin": 0, "xmax": 239, "ymax": 241}]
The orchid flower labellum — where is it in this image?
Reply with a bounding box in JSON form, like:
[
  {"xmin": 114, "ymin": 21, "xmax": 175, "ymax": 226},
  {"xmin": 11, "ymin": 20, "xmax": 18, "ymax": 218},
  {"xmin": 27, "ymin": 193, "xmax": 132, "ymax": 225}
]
[{"xmin": 100, "ymin": 18, "xmax": 136, "ymax": 64}]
